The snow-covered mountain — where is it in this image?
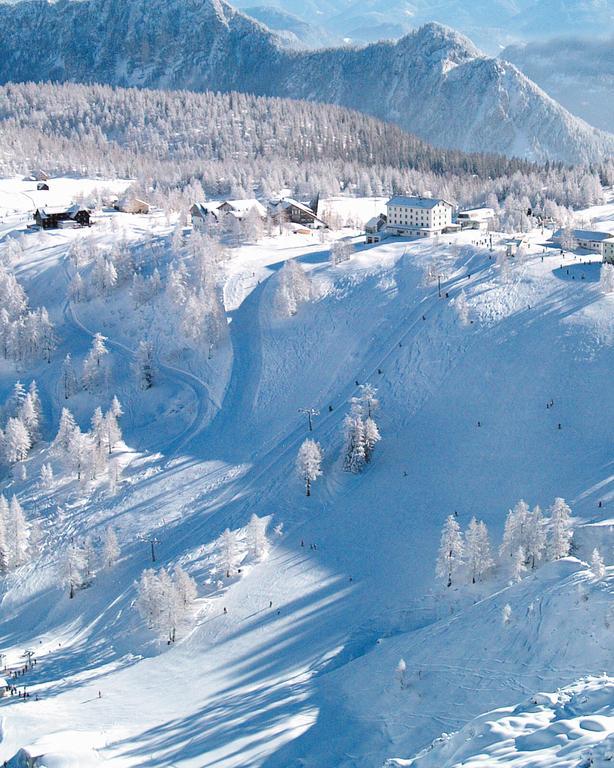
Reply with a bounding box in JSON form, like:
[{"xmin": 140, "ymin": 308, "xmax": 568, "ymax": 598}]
[
  {"xmin": 0, "ymin": 0, "xmax": 613, "ymax": 164},
  {"xmin": 233, "ymin": 0, "xmax": 614, "ymax": 53},
  {"xmin": 503, "ymin": 37, "xmax": 614, "ymax": 133}
]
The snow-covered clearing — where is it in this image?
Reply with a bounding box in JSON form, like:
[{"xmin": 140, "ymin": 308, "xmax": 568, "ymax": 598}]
[{"xmin": 0, "ymin": 178, "xmax": 612, "ymax": 767}]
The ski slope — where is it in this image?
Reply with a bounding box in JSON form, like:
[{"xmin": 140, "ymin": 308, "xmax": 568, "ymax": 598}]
[{"xmin": 0, "ymin": 178, "xmax": 612, "ymax": 767}]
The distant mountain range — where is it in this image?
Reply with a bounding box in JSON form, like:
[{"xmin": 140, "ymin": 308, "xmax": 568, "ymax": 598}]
[
  {"xmin": 242, "ymin": 6, "xmax": 340, "ymax": 49},
  {"xmin": 0, "ymin": 0, "xmax": 613, "ymax": 165},
  {"xmin": 233, "ymin": 0, "xmax": 614, "ymax": 54},
  {"xmin": 502, "ymin": 37, "xmax": 614, "ymax": 134}
]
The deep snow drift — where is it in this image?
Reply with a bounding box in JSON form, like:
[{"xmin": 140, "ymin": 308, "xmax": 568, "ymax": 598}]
[
  {"xmin": 0, "ymin": 178, "xmax": 612, "ymax": 767},
  {"xmin": 387, "ymin": 675, "xmax": 614, "ymax": 767}
]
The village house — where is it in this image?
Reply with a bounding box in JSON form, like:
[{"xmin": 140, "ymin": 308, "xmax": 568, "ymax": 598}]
[
  {"xmin": 191, "ymin": 199, "xmax": 267, "ymax": 231},
  {"xmin": 34, "ymin": 204, "xmax": 90, "ymax": 229},
  {"xmin": 190, "ymin": 202, "xmax": 220, "ymax": 230},
  {"xmin": 28, "ymin": 169, "xmax": 49, "ymax": 182},
  {"xmin": 217, "ymin": 199, "xmax": 267, "ymax": 220},
  {"xmin": 552, "ymin": 228, "xmax": 614, "ymax": 253},
  {"xmin": 115, "ymin": 197, "xmax": 151, "ymax": 214},
  {"xmin": 385, "ymin": 196, "xmax": 454, "ymax": 237},
  {"xmin": 456, "ymin": 207, "xmax": 495, "ymax": 231},
  {"xmin": 603, "ymin": 237, "xmax": 614, "ymax": 264},
  {"xmin": 269, "ymin": 198, "xmax": 327, "ymax": 228},
  {"xmin": 365, "ymin": 213, "xmax": 387, "ymax": 243}
]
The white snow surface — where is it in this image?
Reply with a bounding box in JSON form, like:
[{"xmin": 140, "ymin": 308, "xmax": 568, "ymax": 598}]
[
  {"xmin": 0, "ymin": 178, "xmax": 612, "ymax": 767},
  {"xmin": 387, "ymin": 675, "xmax": 614, "ymax": 767}
]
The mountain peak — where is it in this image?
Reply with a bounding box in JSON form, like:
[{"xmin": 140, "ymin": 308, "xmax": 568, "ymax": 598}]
[{"xmin": 394, "ymin": 21, "xmax": 482, "ymax": 69}]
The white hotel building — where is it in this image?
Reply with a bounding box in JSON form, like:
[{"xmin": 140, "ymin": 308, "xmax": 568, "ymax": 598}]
[{"xmin": 386, "ymin": 196, "xmax": 454, "ymax": 237}]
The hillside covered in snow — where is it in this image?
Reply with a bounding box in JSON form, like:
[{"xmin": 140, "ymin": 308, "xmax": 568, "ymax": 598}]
[
  {"xmin": 0, "ymin": 171, "xmax": 612, "ymax": 766},
  {"xmin": 503, "ymin": 37, "xmax": 614, "ymax": 134},
  {"xmin": 387, "ymin": 675, "xmax": 614, "ymax": 767},
  {"xmin": 0, "ymin": 0, "xmax": 613, "ymax": 164}
]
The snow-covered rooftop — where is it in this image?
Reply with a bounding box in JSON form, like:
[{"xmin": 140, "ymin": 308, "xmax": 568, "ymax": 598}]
[
  {"xmin": 458, "ymin": 207, "xmax": 495, "ymax": 219},
  {"xmin": 36, "ymin": 203, "xmax": 87, "ymax": 218},
  {"xmin": 553, "ymin": 228, "xmax": 614, "ymax": 241},
  {"xmin": 223, "ymin": 199, "xmax": 267, "ymax": 215},
  {"xmin": 386, "ymin": 196, "xmax": 452, "ymax": 209}
]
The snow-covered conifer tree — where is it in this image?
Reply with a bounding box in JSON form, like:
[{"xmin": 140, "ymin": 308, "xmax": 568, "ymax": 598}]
[
  {"xmin": 102, "ymin": 525, "xmax": 120, "ymax": 568},
  {"xmin": 547, "ymin": 497, "xmax": 573, "ymax": 560},
  {"xmin": 342, "ymin": 413, "xmax": 366, "ymax": 473},
  {"xmin": 436, "ymin": 515, "xmax": 463, "ymax": 588},
  {"xmin": 395, "ymin": 658, "xmax": 407, "ymax": 689},
  {"xmin": 166, "ymin": 262, "xmax": 189, "ymax": 307},
  {"xmin": 52, "ymin": 407, "xmax": 78, "ymax": 457},
  {"xmin": 590, "ymin": 548, "xmax": 606, "ymax": 579},
  {"xmin": 83, "ymin": 535, "xmax": 96, "ymax": 577},
  {"xmin": 524, "ymin": 505, "xmax": 546, "ymax": 569},
  {"xmin": 247, "ymin": 513, "xmax": 268, "ymax": 561},
  {"xmin": 4, "ymin": 417, "xmax": 31, "ymax": 464},
  {"xmin": 136, "ymin": 569, "xmax": 163, "ymax": 628},
  {"xmin": 502, "ymin": 603, "xmax": 512, "ymax": 625},
  {"xmin": 464, "ymin": 517, "xmax": 493, "ymax": 583},
  {"xmin": 61, "ymin": 354, "xmax": 79, "ymax": 399},
  {"xmin": 37, "ymin": 307, "xmax": 56, "ymax": 363},
  {"xmin": 110, "ymin": 395, "xmax": 123, "ymax": 419},
  {"xmin": 296, "ymin": 438, "xmax": 323, "ymax": 496},
  {"xmin": 173, "ymin": 564, "xmax": 197, "ymax": 606},
  {"xmin": 67, "ymin": 426, "xmax": 93, "ymax": 481},
  {"xmin": 275, "ymin": 259, "xmax": 311, "ymax": 316},
  {"xmin": 28, "ymin": 380, "xmax": 42, "ymax": 423},
  {"xmin": 363, "ymin": 417, "xmax": 381, "ymax": 463},
  {"xmin": 5, "ymin": 381, "xmax": 27, "ymax": 419},
  {"xmin": 134, "ymin": 340, "xmax": 156, "ymax": 389},
  {"xmin": 90, "ymin": 406, "xmax": 105, "ymax": 451},
  {"xmin": 7, "ymin": 495, "xmax": 28, "ymax": 568},
  {"xmin": 82, "ymin": 332, "xmax": 110, "ymax": 392},
  {"xmin": 357, "ymin": 383, "xmax": 378, "ymax": 418},
  {"xmin": 158, "ymin": 568, "xmax": 182, "ymax": 642},
  {"xmin": 69, "ymin": 272, "xmax": 84, "ymax": 302},
  {"xmin": 39, "ymin": 462, "xmax": 54, "ymax": 488},
  {"xmin": 499, "ymin": 500, "xmax": 530, "ymax": 562},
  {"xmin": 218, "ymin": 528, "xmax": 240, "ymax": 577},
  {"xmin": 104, "ymin": 408, "xmax": 122, "ymax": 455},
  {"xmin": 510, "ymin": 546, "xmax": 526, "ymax": 582}
]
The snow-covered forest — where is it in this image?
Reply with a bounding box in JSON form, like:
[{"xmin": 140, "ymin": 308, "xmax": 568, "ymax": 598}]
[{"xmin": 0, "ymin": 83, "xmax": 611, "ymax": 212}]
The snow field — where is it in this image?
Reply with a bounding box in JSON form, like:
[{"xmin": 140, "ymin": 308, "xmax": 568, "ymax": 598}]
[{"xmin": 0, "ymin": 178, "xmax": 611, "ymax": 766}]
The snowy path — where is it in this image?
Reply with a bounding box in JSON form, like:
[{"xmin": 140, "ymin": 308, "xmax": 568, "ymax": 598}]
[{"xmin": 61, "ymin": 256, "xmax": 218, "ymax": 458}]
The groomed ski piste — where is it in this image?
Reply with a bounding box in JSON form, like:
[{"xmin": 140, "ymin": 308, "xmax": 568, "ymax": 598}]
[{"xmin": 0, "ymin": 177, "xmax": 612, "ymax": 767}]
